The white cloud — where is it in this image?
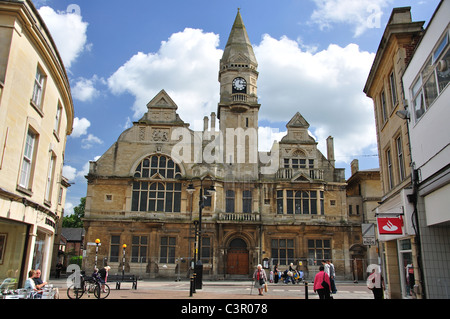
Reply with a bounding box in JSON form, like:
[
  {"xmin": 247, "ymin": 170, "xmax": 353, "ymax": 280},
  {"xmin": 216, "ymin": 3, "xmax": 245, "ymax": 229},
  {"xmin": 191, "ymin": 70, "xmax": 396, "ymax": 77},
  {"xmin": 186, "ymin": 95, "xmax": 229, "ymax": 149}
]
[
  {"xmin": 71, "ymin": 117, "xmax": 91, "ymax": 138},
  {"xmin": 62, "ymin": 156, "xmax": 101, "ymax": 182},
  {"xmin": 72, "ymin": 75, "xmax": 103, "ymax": 102},
  {"xmin": 108, "ymin": 28, "xmax": 222, "ymax": 130},
  {"xmin": 64, "ymin": 201, "xmax": 74, "ymax": 216},
  {"xmin": 310, "ymin": 0, "xmax": 392, "ymax": 37},
  {"xmin": 62, "ymin": 165, "xmax": 77, "ymax": 181},
  {"xmin": 81, "ymin": 134, "xmax": 103, "ymax": 149},
  {"xmin": 254, "ymin": 34, "xmax": 376, "ymax": 163},
  {"xmin": 38, "ymin": 6, "xmax": 89, "ymax": 68},
  {"xmin": 258, "ymin": 126, "xmax": 286, "ymax": 152}
]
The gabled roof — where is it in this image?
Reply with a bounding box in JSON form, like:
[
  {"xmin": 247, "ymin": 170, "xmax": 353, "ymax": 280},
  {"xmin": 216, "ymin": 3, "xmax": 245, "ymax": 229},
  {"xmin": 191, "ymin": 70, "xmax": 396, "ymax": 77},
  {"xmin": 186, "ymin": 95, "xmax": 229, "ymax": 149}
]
[
  {"xmin": 61, "ymin": 228, "xmax": 85, "ymax": 242},
  {"xmin": 146, "ymin": 89, "xmax": 178, "ymax": 110},
  {"xmin": 286, "ymin": 112, "xmax": 310, "ymax": 129}
]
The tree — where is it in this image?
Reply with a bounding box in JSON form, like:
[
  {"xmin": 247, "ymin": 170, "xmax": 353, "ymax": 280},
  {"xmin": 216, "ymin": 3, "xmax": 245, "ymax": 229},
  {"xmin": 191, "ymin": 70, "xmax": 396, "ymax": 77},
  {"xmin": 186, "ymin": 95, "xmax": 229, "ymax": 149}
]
[{"xmin": 62, "ymin": 197, "xmax": 85, "ymax": 228}]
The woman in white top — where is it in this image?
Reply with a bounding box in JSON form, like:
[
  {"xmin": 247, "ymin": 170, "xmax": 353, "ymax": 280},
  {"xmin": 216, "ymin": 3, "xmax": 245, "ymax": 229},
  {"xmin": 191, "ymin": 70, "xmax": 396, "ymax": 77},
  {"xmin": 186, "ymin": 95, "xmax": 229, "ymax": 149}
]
[{"xmin": 24, "ymin": 270, "xmax": 37, "ymax": 290}]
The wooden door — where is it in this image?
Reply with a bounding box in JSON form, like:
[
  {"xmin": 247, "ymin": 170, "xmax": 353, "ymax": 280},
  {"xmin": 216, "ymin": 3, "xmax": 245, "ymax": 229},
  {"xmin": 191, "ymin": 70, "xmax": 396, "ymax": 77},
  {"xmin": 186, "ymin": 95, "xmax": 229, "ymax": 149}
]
[{"xmin": 227, "ymin": 250, "xmax": 249, "ymax": 275}]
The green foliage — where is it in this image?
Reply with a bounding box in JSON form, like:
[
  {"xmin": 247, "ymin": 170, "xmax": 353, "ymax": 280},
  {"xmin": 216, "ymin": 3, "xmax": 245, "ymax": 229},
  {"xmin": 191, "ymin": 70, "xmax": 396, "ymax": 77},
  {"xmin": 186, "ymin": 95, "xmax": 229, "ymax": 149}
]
[
  {"xmin": 62, "ymin": 197, "xmax": 85, "ymax": 228},
  {"xmin": 69, "ymin": 255, "xmax": 83, "ymax": 267}
]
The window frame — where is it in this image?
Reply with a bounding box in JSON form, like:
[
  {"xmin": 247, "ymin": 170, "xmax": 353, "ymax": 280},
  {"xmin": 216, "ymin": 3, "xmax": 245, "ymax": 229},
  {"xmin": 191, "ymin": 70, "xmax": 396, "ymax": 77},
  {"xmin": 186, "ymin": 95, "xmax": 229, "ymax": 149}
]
[
  {"xmin": 131, "ymin": 235, "xmax": 148, "ymax": 263},
  {"xmin": 410, "ymin": 29, "xmax": 450, "ymax": 123},
  {"xmin": 44, "ymin": 152, "xmax": 56, "ymax": 203},
  {"xmin": 271, "ymin": 238, "xmax": 295, "ymax": 266},
  {"xmin": 159, "ymin": 236, "xmax": 176, "ymax": 264},
  {"xmin": 307, "ymin": 239, "xmax": 331, "ymax": 266},
  {"xmin": 19, "ymin": 128, "xmax": 38, "ymax": 190},
  {"xmin": 31, "ymin": 66, "xmax": 46, "ymax": 111},
  {"xmin": 396, "ymin": 135, "xmax": 405, "ymax": 182},
  {"xmin": 225, "ymin": 189, "xmax": 235, "ymax": 213}
]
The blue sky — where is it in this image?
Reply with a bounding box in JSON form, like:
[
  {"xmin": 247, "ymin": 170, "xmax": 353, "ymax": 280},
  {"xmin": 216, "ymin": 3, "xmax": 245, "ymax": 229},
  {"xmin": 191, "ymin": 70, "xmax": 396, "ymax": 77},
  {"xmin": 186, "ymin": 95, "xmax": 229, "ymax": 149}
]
[{"xmin": 31, "ymin": 0, "xmax": 440, "ymax": 215}]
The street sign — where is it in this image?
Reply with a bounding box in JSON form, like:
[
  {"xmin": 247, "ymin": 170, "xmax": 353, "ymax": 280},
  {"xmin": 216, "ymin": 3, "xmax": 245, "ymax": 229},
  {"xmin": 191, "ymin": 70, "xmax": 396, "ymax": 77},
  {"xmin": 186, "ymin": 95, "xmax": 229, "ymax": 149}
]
[
  {"xmin": 363, "ymin": 237, "xmax": 376, "ymax": 246},
  {"xmin": 362, "ymin": 223, "xmax": 376, "ymax": 246},
  {"xmin": 87, "ymin": 242, "xmax": 101, "ymax": 246}
]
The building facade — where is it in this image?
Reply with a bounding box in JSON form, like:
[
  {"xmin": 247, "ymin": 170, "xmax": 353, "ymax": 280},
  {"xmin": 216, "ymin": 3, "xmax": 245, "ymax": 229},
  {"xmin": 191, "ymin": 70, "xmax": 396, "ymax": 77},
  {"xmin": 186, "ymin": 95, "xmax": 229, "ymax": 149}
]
[
  {"xmin": 83, "ymin": 10, "xmax": 363, "ymax": 281},
  {"xmin": 346, "ymin": 160, "xmax": 382, "ymax": 280},
  {"xmin": 364, "ymin": 7, "xmax": 424, "ymax": 298},
  {"xmin": 0, "ymin": 0, "xmax": 74, "ymax": 288},
  {"xmin": 402, "ymin": 0, "xmax": 450, "ymax": 299}
]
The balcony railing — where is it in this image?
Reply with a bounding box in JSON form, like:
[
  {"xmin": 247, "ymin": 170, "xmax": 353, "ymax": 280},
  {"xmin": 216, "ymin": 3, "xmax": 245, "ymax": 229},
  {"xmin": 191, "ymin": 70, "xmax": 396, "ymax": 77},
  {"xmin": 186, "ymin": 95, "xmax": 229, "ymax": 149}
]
[
  {"xmin": 276, "ymin": 168, "xmax": 324, "ymax": 180},
  {"xmin": 219, "ymin": 212, "xmax": 260, "ymax": 222}
]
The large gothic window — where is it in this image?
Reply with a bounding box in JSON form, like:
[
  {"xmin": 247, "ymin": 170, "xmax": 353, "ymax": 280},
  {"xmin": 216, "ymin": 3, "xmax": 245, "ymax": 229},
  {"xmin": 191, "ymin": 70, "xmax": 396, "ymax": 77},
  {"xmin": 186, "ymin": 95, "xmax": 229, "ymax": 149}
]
[
  {"xmin": 132, "ymin": 154, "xmax": 182, "ymax": 212},
  {"xmin": 133, "ymin": 154, "xmax": 181, "ymax": 179}
]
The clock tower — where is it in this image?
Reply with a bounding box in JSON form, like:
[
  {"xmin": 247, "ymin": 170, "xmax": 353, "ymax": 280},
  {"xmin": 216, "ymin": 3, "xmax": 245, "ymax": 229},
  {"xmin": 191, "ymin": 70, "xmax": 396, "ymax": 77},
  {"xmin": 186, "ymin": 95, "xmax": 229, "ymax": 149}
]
[
  {"xmin": 218, "ymin": 9, "xmax": 260, "ymax": 131},
  {"xmin": 218, "ymin": 10, "xmax": 260, "ymax": 174}
]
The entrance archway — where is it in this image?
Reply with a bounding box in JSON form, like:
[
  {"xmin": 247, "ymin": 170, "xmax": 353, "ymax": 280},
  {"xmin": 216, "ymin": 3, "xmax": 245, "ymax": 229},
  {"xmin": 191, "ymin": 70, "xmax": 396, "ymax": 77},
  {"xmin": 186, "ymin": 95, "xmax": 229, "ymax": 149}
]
[{"xmin": 227, "ymin": 238, "xmax": 249, "ymax": 275}]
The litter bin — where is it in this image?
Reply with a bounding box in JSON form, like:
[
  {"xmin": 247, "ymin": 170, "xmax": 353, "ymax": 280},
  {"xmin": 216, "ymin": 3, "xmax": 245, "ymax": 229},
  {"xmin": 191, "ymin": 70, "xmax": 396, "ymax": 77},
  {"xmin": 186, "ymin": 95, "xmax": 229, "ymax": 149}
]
[{"xmin": 194, "ymin": 260, "xmax": 203, "ymax": 289}]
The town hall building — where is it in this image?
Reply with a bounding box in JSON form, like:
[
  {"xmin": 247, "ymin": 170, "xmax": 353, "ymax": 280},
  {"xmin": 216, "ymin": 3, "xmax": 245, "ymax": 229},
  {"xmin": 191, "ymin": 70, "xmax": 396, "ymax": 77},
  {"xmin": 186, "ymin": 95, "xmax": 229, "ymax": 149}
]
[{"xmin": 82, "ymin": 10, "xmax": 365, "ymax": 280}]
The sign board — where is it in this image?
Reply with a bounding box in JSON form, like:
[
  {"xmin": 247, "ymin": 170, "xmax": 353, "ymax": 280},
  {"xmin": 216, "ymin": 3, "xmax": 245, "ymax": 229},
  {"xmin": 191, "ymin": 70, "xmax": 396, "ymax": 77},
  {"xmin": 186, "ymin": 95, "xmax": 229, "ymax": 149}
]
[
  {"xmin": 87, "ymin": 242, "xmax": 101, "ymax": 246},
  {"xmin": 363, "ymin": 237, "xmax": 376, "ymax": 245},
  {"xmin": 362, "ymin": 223, "xmax": 376, "ymax": 246},
  {"xmin": 377, "ymin": 217, "xmax": 403, "ymax": 235}
]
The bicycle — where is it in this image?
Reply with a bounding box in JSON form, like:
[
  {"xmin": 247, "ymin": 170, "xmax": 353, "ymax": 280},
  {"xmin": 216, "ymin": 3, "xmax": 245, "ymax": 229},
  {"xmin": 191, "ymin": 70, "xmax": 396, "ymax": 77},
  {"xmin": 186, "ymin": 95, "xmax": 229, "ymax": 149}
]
[{"xmin": 67, "ymin": 273, "xmax": 110, "ymax": 299}]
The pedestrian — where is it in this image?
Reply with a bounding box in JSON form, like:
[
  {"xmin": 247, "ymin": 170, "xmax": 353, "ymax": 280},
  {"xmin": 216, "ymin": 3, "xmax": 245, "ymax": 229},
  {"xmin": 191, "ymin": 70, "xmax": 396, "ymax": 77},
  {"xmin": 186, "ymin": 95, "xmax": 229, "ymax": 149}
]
[
  {"xmin": 327, "ymin": 260, "xmax": 337, "ymax": 294},
  {"xmin": 24, "ymin": 270, "xmax": 42, "ymax": 298},
  {"xmin": 273, "ymin": 264, "xmax": 279, "ymax": 284},
  {"xmin": 99, "ymin": 266, "xmax": 110, "ymax": 292},
  {"xmin": 367, "ymin": 266, "xmax": 384, "ymax": 299},
  {"xmin": 55, "ymin": 261, "xmax": 63, "ymax": 279},
  {"xmin": 313, "ymin": 265, "xmax": 331, "ymax": 299},
  {"xmin": 406, "ymin": 263, "xmax": 414, "ymax": 296},
  {"xmin": 253, "ymin": 264, "xmax": 268, "ymax": 296},
  {"xmin": 33, "ymin": 269, "xmax": 47, "ymax": 290}
]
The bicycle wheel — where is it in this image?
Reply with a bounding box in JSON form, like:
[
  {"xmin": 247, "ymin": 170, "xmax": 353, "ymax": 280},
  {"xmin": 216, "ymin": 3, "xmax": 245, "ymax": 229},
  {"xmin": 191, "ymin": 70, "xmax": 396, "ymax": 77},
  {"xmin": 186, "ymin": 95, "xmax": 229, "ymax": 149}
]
[
  {"xmin": 94, "ymin": 283, "xmax": 110, "ymax": 299},
  {"xmin": 84, "ymin": 281, "xmax": 100, "ymax": 298},
  {"xmin": 67, "ymin": 284, "xmax": 84, "ymax": 299}
]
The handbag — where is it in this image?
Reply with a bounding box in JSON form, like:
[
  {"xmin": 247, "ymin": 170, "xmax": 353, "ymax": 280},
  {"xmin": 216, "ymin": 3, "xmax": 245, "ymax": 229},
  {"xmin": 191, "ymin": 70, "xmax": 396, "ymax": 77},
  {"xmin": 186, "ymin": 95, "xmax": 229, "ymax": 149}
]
[
  {"xmin": 264, "ymin": 283, "xmax": 268, "ymax": 292},
  {"xmin": 321, "ymin": 273, "xmax": 330, "ymax": 290}
]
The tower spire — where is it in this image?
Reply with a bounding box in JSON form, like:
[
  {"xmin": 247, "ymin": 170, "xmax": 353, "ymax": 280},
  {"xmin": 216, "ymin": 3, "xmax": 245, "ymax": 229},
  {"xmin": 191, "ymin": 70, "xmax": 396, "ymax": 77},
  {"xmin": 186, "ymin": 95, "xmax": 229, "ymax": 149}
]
[{"xmin": 220, "ymin": 9, "xmax": 257, "ymax": 68}]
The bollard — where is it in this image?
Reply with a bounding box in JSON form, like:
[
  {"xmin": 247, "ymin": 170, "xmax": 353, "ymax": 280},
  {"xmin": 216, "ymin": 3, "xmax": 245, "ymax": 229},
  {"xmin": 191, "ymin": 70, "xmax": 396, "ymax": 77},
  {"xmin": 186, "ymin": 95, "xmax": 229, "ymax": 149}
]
[
  {"xmin": 190, "ymin": 276, "xmax": 194, "ymax": 297},
  {"xmin": 304, "ymin": 281, "xmax": 308, "ymax": 299},
  {"xmin": 193, "ymin": 273, "xmax": 196, "ymax": 294}
]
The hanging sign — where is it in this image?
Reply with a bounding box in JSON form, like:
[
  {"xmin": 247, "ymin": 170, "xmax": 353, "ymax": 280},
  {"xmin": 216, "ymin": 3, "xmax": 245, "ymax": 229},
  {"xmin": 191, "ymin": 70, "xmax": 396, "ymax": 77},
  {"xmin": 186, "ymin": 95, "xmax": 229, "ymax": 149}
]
[{"xmin": 377, "ymin": 217, "xmax": 403, "ymax": 235}]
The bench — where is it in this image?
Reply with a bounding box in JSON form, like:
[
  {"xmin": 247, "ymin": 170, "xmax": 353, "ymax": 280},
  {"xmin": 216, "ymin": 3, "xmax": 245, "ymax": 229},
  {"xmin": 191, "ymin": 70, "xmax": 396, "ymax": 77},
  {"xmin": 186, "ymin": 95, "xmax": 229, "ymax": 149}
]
[{"xmin": 107, "ymin": 274, "xmax": 138, "ymax": 290}]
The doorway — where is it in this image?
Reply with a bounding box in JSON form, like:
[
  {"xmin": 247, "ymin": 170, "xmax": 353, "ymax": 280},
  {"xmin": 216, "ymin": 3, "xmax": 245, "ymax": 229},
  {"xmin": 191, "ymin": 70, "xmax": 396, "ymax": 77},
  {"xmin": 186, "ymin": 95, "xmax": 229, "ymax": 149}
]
[{"xmin": 227, "ymin": 238, "xmax": 249, "ymax": 275}]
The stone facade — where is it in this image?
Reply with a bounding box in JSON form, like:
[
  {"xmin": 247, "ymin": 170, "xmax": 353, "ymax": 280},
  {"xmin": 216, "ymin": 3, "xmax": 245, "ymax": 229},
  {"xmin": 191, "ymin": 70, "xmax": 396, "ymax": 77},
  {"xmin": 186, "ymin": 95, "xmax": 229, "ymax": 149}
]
[
  {"xmin": 83, "ymin": 10, "xmax": 364, "ymax": 280},
  {"xmin": 364, "ymin": 7, "xmax": 425, "ymax": 298},
  {"xmin": 0, "ymin": 0, "xmax": 73, "ymax": 287}
]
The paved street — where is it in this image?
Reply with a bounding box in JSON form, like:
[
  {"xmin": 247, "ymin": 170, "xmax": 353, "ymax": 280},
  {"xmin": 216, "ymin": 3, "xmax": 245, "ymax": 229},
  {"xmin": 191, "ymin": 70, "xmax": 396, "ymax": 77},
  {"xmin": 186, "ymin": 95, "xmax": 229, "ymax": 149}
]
[{"xmin": 51, "ymin": 278, "xmax": 374, "ymax": 300}]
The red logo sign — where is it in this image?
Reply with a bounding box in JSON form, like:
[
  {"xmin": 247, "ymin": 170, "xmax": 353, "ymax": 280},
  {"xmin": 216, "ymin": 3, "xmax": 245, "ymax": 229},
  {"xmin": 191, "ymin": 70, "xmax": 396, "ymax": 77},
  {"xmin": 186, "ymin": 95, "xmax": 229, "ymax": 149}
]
[{"xmin": 377, "ymin": 217, "xmax": 403, "ymax": 235}]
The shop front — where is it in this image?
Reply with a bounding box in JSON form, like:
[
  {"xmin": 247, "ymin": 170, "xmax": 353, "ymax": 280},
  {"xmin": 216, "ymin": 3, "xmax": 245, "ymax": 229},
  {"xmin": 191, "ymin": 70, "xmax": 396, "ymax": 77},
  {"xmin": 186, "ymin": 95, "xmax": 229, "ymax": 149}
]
[
  {"xmin": 0, "ymin": 218, "xmax": 29, "ymax": 290},
  {"xmin": 376, "ymin": 188, "xmax": 419, "ymax": 299},
  {"xmin": 0, "ymin": 199, "xmax": 58, "ymax": 290}
]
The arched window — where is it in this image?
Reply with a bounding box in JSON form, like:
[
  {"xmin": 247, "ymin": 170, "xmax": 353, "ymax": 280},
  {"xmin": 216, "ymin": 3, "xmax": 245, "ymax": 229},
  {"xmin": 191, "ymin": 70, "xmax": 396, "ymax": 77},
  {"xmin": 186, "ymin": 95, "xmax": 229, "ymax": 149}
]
[
  {"xmin": 133, "ymin": 154, "xmax": 182, "ymax": 179},
  {"xmin": 131, "ymin": 154, "xmax": 182, "ymax": 212}
]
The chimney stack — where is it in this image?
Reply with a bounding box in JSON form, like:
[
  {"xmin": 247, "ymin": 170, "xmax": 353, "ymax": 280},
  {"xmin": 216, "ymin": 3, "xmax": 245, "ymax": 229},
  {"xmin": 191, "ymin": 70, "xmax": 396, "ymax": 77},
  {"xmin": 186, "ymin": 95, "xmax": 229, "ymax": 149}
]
[
  {"xmin": 326, "ymin": 136, "xmax": 335, "ymax": 167},
  {"xmin": 351, "ymin": 159, "xmax": 359, "ymax": 176},
  {"xmin": 203, "ymin": 116, "xmax": 209, "ymax": 132},
  {"xmin": 211, "ymin": 112, "xmax": 216, "ymax": 132}
]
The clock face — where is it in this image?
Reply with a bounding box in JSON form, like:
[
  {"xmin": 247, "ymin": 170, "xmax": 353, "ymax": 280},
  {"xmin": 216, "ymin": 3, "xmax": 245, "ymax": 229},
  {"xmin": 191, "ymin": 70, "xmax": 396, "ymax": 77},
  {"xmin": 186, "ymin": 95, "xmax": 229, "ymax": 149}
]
[{"xmin": 232, "ymin": 77, "xmax": 247, "ymax": 91}]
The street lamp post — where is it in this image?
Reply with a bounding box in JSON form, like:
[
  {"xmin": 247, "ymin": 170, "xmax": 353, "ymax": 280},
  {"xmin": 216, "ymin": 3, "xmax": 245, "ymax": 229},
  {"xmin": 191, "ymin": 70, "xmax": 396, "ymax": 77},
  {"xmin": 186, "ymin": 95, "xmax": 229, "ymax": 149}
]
[{"xmin": 186, "ymin": 178, "xmax": 215, "ymax": 290}]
